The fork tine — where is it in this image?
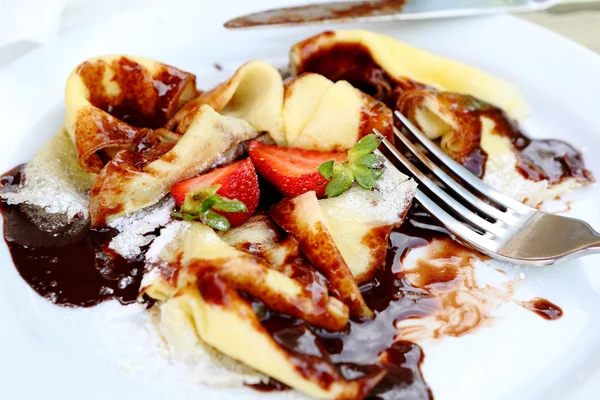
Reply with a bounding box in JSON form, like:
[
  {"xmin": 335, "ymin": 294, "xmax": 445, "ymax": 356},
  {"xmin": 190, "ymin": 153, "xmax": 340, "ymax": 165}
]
[
  {"xmin": 394, "ymin": 110, "xmax": 530, "ymax": 214},
  {"xmin": 375, "ymin": 130, "xmax": 507, "ymax": 238},
  {"xmin": 392, "ymin": 126, "xmax": 519, "ymax": 226},
  {"xmin": 413, "ymin": 189, "xmax": 499, "ymax": 253}
]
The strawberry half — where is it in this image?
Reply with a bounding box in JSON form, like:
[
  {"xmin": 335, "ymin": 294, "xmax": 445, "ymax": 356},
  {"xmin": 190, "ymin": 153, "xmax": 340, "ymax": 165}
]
[
  {"xmin": 170, "ymin": 158, "xmax": 259, "ymax": 228},
  {"xmin": 248, "ymin": 141, "xmax": 346, "ymax": 198}
]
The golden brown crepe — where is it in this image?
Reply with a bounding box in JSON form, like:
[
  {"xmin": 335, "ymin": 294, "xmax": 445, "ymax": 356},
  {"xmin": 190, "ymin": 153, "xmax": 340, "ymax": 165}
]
[
  {"xmin": 291, "ymin": 30, "xmax": 593, "ymax": 205},
  {"xmin": 319, "ymin": 155, "xmax": 417, "ymax": 284},
  {"xmin": 89, "ymin": 105, "xmax": 258, "ymax": 227},
  {"xmin": 64, "ymin": 55, "xmax": 197, "ymax": 173},
  {"xmin": 167, "ymin": 61, "xmax": 393, "ymax": 151},
  {"xmin": 167, "ymin": 61, "xmax": 286, "ymax": 145},
  {"xmin": 397, "ymin": 90, "xmax": 492, "ymax": 172},
  {"xmin": 290, "ymin": 30, "xmax": 529, "ymax": 121},
  {"xmin": 271, "ymin": 191, "xmax": 374, "ymax": 319},
  {"xmin": 141, "ymin": 221, "xmax": 384, "ymax": 399},
  {"xmin": 283, "ymin": 73, "xmax": 394, "ymax": 151},
  {"xmin": 397, "ymin": 88, "xmax": 593, "ymax": 204}
]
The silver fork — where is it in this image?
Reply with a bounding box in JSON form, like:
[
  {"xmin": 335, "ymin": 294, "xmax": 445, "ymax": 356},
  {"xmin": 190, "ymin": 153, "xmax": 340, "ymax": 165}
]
[{"xmin": 374, "ymin": 110, "xmax": 600, "ymax": 266}]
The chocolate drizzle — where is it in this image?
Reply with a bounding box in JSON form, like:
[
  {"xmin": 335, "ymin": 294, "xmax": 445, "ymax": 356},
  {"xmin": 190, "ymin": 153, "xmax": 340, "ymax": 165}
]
[
  {"xmin": 296, "ymin": 41, "xmax": 424, "ymax": 108},
  {"xmin": 2, "ymin": 163, "xmax": 441, "ymax": 398},
  {"xmin": 520, "ymin": 297, "xmax": 563, "ymax": 320},
  {"xmin": 0, "ymin": 166, "xmax": 144, "ymax": 307},
  {"xmin": 77, "ymin": 57, "xmax": 193, "ymax": 130},
  {"xmin": 296, "ymin": 42, "xmax": 594, "ymax": 185},
  {"xmin": 242, "ymin": 206, "xmax": 454, "ymax": 399},
  {"xmin": 225, "ymin": 1, "xmax": 407, "ymax": 29},
  {"xmin": 0, "ymin": 163, "xmax": 567, "ymax": 398}
]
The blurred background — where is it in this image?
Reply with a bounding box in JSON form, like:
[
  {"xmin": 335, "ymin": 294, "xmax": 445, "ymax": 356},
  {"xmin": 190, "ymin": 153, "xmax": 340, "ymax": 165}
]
[{"xmin": 0, "ymin": 0, "xmax": 598, "ymax": 71}]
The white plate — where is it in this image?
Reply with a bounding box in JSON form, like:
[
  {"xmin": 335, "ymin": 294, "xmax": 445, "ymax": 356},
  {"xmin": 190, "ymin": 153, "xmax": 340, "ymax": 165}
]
[{"xmin": 1, "ymin": 1, "xmax": 600, "ymax": 399}]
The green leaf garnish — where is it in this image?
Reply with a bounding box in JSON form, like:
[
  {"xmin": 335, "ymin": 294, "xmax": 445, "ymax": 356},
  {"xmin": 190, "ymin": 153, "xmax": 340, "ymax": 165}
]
[
  {"xmin": 348, "ymin": 134, "xmax": 380, "ymax": 160},
  {"xmin": 317, "ymin": 160, "xmax": 335, "ymax": 180},
  {"xmin": 211, "ymin": 196, "xmax": 248, "ymax": 213},
  {"xmin": 171, "ymin": 184, "xmax": 246, "ymax": 231},
  {"xmin": 325, "ymin": 165, "xmax": 354, "ymax": 197},
  {"xmin": 171, "ymin": 211, "xmax": 197, "ymax": 221},
  {"xmin": 204, "ymin": 210, "xmax": 231, "ymax": 231},
  {"xmin": 317, "ymin": 134, "xmax": 384, "ymax": 198},
  {"xmin": 355, "ymin": 153, "xmax": 383, "ymax": 169},
  {"xmin": 200, "ymin": 195, "xmax": 216, "ymax": 213},
  {"xmin": 352, "ymin": 164, "xmax": 379, "ymax": 190}
]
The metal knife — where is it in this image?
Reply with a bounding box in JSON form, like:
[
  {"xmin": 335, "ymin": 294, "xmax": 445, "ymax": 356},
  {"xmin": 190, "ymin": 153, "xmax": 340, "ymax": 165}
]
[{"xmin": 224, "ymin": 0, "xmax": 559, "ymax": 29}]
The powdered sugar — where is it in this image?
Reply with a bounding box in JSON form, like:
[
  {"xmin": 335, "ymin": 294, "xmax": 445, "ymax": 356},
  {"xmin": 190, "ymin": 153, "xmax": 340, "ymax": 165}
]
[
  {"xmin": 108, "ymin": 197, "xmax": 176, "ymax": 260},
  {"xmin": 145, "ymin": 220, "xmax": 189, "ymax": 263},
  {"xmin": 152, "ymin": 303, "xmax": 266, "ymax": 386},
  {"xmin": 483, "ymin": 150, "xmax": 579, "ymax": 207},
  {"xmin": 319, "ymin": 154, "xmax": 417, "ymax": 224},
  {"xmin": 1, "ymin": 129, "xmax": 94, "ymax": 220},
  {"xmin": 137, "ymin": 220, "xmax": 269, "ymax": 388},
  {"xmin": 75, "ymin": 301, "xmax": 272, "ymax": 398}
]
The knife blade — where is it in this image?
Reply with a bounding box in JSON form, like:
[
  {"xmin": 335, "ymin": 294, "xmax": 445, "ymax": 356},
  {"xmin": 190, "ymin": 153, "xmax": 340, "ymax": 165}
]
[{"xmin": 224, "ymin": 0, "xmax": 559, "ymax": 29}]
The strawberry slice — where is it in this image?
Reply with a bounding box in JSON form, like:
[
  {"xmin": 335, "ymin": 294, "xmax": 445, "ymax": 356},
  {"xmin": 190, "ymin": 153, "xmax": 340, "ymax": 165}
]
[
  {"xmin": 170, "ymin": 158, "xmax": 259, "ymax": 228},
  {"xmin": 248, "ymin": 141, "xmax": 346, "ymax": 198}
]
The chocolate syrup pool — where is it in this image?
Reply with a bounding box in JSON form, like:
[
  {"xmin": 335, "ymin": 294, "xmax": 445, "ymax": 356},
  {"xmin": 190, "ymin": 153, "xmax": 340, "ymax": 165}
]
[
  {"xmin": 0, "ymin": 166, "xmax": 144, "ymax": 307},
  {"xmin": 0, "ymin": 166, "xmax": 561, "ymax": 399}
]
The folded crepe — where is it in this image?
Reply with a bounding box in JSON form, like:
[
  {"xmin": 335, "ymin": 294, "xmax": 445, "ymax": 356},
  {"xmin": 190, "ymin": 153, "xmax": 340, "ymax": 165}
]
[
  {"xmin": 167, "ymin": 60, "xmax": 393, "ymax": 151},
  {"xmin": 290, "ymin": 29, "xmax": 530, "ymax": 121},
  {"xmin": 283, "ymin": 73, "xmax": 394, "ymax": 151},
  {"xmin": 89, "ymin": 105, "xmax": 258, "ymax": 227},
  {"xmin": 141, "ymin": 221, "xmax": 384, "ymax": 399},
  {"xmin": 167, "ymin": 60, "xmax": 286, "ymax": 145},
  {"xmin": 397, "ymin": 89, "xmax": 594, "ymax": 205},
  {"xmin": 65, "ymin": 55, "xmax": 197, "ymax": 173}
]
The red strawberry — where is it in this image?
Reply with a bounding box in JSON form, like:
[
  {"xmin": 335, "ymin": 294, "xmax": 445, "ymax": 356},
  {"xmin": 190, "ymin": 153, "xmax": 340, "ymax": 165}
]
[
  {"xmin": 170, "ymin": 158, "xmax": 259, "ymax": 227},
  {"xmin": 248, "ymin": 141, "xmax": 346, "ymax": 198}
]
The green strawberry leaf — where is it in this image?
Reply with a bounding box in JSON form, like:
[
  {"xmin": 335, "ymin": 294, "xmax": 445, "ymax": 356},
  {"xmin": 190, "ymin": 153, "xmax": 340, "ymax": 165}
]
[
  {"xmin": 325, "ymin": 165, "xmax": 353, "ymax": 198},
  {"xmin": 356, "ymin": 153, "xmax": 384, "ymax": 169},
  {"xmin": 204, "ymin": 210, "xmax": 231, "ymax": 231},
  {"xmin": 372, "ymin": 167, "xmax": 384, "ymax": 180},
  {"xmin": 317, "ymin": 134, "xmax": 385, "ymax": 198},
  {"xmin": 317, "ymin": 160, "xmax": 335, "ymax": 180},
  {"xmin": 200, "ymin": 195, "xmax": 217, "ymax": 213},
  {"xmin": 171, "ymin": 211, "xmax": 198, "ymax": 221},
  {"xmin": 352, "ymin": 164, "xmax": 379, "ymax": 190},
  {"xmin": 212, "ymin": 196, "xmax": 248, "ymax": 213},
  {"xmin": 348, "ymin": 134, "xmax": 381, "ymax": 160},
  {"xmin": 172, "ymin": 184, "xmax": 243, "ymax": 231}
]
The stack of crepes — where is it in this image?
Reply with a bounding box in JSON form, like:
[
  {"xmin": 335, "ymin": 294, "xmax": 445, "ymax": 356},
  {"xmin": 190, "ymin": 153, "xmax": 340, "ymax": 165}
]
[
  {"xmin": 2, "ymin": 29, "xmax": 591, "ymax": 399},
  {"xmin": 59, "ymin": 50, "xmax": 413, "ymax": 398}
]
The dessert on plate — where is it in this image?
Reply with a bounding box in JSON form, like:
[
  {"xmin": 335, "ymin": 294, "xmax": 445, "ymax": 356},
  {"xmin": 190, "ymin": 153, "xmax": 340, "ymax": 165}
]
[{"xmin": 0, "ymin": 30, "xmax": 593, "ymax": 399}]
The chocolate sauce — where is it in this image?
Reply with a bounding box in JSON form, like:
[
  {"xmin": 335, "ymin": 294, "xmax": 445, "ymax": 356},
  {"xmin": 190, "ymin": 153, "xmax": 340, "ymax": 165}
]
[
  {"xmin": 247, "ymin": 379, "xmax": 290, "ymax": 392},
  {"xmin": 464, "ymin": 107, "xmax": 593, "ymax": 184},
  {"xmin": 513, "ymin": 138, "xmax": 593, "ymax": 184},
  {"xmin": 0, "ymin": 167, "xmax": 144, "ymax": 307},
  {"xmin": 297, "ymin": 43, "xmax": 593, "ymax": 184},
  {"xmin": 226, "ymin": 1, "xmax": 406, "ymax": 28},
  {"xmin": 243, "ymin": 205, "xmax": 447, "ymax": 399},
  {"xmin": 520, "ymin": 297, "xmax": 563, "ymax": 320},
  {"xmin": 296, "ymin": 41, "xmax": 424, "ymax": 108},
  {"xmin": 1, "ymin": 155, "xmax": 570, "ymax": 398},
  {"xmin": 0, "ymin": 159, "xmax": 453, "ymax": 398},
  {"xmin": 77, "ymin": 57, "xmax": 193, "ymax": 129}
]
